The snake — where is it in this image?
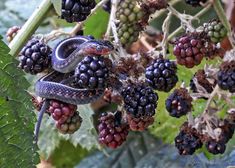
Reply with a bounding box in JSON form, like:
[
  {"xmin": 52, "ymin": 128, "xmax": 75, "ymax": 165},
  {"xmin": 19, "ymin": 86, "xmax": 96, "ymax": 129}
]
[{"xmin": 34, "ymin": 36, "xmax": 114, "ymax": 142}]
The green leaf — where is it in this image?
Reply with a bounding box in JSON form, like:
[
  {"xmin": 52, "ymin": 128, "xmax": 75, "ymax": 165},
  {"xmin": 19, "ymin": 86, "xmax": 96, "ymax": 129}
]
[
  {"xmin": 51, "ymin": 0, "xmax": 62, "ymax": 16},
  {"xmin": 0, "ymin": 36, "xmax": 39, "ymax": 167},
  {"xmin": 38, "ymin": 116, "xmax": 61, "ymax": 159},
  {"xmin": 84, "ymin": 9, "xmax": 109, "ymax": 38},
  {"xmin": 70, "ymin": 105, "xmax": 100, "ymax": 150}
]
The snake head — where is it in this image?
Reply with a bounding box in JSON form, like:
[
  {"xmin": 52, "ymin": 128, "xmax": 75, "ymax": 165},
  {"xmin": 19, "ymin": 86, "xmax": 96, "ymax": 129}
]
[{"xmin": 84, "ymin": 40, "xmax": 114, "ymax": 55}]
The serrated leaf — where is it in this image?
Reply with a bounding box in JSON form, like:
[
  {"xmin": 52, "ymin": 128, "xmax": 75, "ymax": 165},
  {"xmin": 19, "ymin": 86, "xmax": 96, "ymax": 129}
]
[
  {"xmin": 0, "ymin": 36, "xmax": 39, "ymax": 167},
  {"xmin": 51, "ymin": 0, "xmax": 62, "ymax": 16},
  {"xmin": 70, "ymin": 105, "xmax": 100, "ymax": 150},
  {"xmin": 75, "ymin": 132, "xmax": 235, "ymax": 168}
]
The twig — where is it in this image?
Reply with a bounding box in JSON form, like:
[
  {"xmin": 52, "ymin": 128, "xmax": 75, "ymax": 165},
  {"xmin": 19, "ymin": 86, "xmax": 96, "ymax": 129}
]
[
  {"xmin": 168, "ymin": 4, "xmax": 212, "ymax": 40},
  {"xmin": 161, "ymin": 11, "xmax": 172, "ymax": 58}
]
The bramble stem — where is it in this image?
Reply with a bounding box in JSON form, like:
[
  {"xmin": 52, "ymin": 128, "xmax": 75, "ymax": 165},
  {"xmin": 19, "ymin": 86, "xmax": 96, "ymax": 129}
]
[
  {"xmin": 168, "ymin": 4, "xmax": 212, "ymax": 40},
  {"xmin": 9, "ymin": 0, "xmax": 52, "ymax": 56}
]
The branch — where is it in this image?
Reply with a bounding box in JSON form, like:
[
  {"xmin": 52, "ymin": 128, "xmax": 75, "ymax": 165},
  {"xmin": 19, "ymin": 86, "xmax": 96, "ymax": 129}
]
[{"xmin": 9, "ymin": 0, "xmax": 52, "ymax": 57}]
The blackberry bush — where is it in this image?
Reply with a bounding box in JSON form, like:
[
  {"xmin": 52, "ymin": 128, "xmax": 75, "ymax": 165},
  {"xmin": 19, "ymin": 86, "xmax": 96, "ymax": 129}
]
[
  {"xmin": 217, "ymin": 61, "xmax": 235, "ymax": 93},
  {"xmin": 61, "ymin": 0, "xmax": 96, "ymax": 23},
  {"xmin": 121, "ymin": 83, "xmax": 158, "ymax": 118},
  {"xmin": 145, "ymin": 58, "xmax": 178, "ymax": 92},
  {"xmin": 18, "ymin": 38, "xmax": 51, "ymax": 74},
  {"xmin": 98, "ymin": 111, "xmax": 129, "ymax": 149},
  {"xmin": 165, "ymin": 88, "xmax": 192, "ymax": 118},
  {"xmin": 75, "ymin": 56, "xmax": 109, "ymax": 89}
]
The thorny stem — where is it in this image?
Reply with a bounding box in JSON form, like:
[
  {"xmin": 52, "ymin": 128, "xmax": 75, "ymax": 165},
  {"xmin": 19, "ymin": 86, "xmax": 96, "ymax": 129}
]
[
  {"xmin": 168, "ymin": 4, "xmax": 212, "ymax": 40},
  {"xmin": 161, "ymin": 11, "xmax": 172, "ymax": 58},
  {"xmin": 203, "ymin": 85, "xmax": 219, "ymax": 115},
  {"xmin": 167, "ymin": 5, "xmax": 196, "ymax": 32}
]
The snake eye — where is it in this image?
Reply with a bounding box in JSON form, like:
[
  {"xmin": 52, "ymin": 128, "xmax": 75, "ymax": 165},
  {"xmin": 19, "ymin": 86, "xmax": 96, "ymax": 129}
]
[{"xmin": 96, "ymin": 45, "xmax": 102, "ymax": 51}]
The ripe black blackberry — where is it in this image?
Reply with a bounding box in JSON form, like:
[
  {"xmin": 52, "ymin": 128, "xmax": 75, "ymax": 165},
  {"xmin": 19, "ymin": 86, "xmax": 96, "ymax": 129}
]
[
  {"xmin": 185, "ymin": 0, "xmax": 207, "ymax": 7},
  {"xmin": 165, "ymin": 88, "xmax": 192, "ymax": 118},
  {"xmin": 126, "ymin": 114, "xmax": 154, "ymax": 131},
  {"xmin": 48, "ymin": 99, "xmax": 77, "ymax": 125},
  {"xmin": 61, "ymin": 0, "xmax": 96, "ymax": 23},
  {"xmin": 205, "ymin": 140, "xmax": 226, "ymax": 155},
  {"xmin": 203, "ymin": 20, "xmax": 227, "ymax": 43},
  {"xmin": 190, "ymin": 69, "xmax": 216, "ymax": 94},
  {"xmin": 121, "ymin": 83, "xmax": 158, "ymax": 118},
  {"xmin": 145, "ymin": 58, "xmax": 178, "ymax": 92},
  {"xmin": 18, "ymin": 38, "xmax": 51, "ymax": 75},
  {"xmin": 75, "ymin": 56, "xmax": 109, "ymax": 89},
  {"xmin": 102, "ymin": 0, "xmax": 111, "ymax": 13},
  {"xmin": 173, "ymin": 32, "xmax": 207, "ymax": 68},
  {"xmin": 217, "ymin": 61, "xmax": 235, "ymax": 93},
  {"xmin": 98, "ymin": 111, "xmax": 129, "ymax": 149},
  {"xmin": 56, "ymin": 112, "xmax": 82, "ymax": 134},
  {"xmin": 175, "ymin": 123, "xmax": 202, "ymax": 155}
]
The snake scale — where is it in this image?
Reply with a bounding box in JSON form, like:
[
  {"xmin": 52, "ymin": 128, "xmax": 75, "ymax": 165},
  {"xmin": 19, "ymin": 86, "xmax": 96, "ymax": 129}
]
[{"xmin": 34, "ymin": 36, "xmax": 113, "ymax": 142}]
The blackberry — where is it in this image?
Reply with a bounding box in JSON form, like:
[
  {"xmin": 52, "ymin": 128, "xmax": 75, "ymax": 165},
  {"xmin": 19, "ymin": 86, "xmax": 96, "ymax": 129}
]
[
  {"xmin": 121, "ymin": 83, "xmax": 158, "ymax": 118},
  {"xmin": 6, "ymin": 26, "xmax": 20, "ymax": 42},
  {"xmin": 48, "ymin": 99, "xmax": 77, "ymax": 125},
  {"xmin": 75, "ymin": 56, "xmax": 109, "ymax": 89},
  {"xmin": 173, "ymin": 32, "xmax": 207, "ymax": 68},
  {"xmin": 56, "ymin": 112, "xmax": 82, "ymax": 134},
  {"xmin": 218, "ymin": 119, "xmax": 235, "ymax": 144},
  {"xmin": 126, "ymin": 114, "xmax": 154, "ymax": 131},
  {"xmin": 175, "ymin": 123, "xmax": 202, "ymax": 155},
  {"xmin": 190, "ymin": 69, "xmax": 216, "ymax": 94},
  {"xmin": 98, "ymin": 111, "xmax": 129, "ymax": 149},
  {"xmin": 116, "ymin": 0, "xmax": 144, "ymax": 46},
  {"xmin": 203, "ymin": 20, "xmax": 227, "ymax": 43},
  {"xmin": 217, "ymin": 61, "xmax": 235, "ymax": 93},
  {"xmin": 102, "ymin": 0, "xmax": 111, "ymax": 13},
  {"xmin": 18, "ymin": 38, "xmax": 51, "ymax": 75},
  {"xmin": 61, "ymin": 0, "xmax": 96, "ymax": 23},
  {"xmin": 205, "ymin": 140, "xmax": 226, "ymax": 155},
  {"xmin": 145, "ymin": 58, "xmax": 178, "ymax": 92},
  {"xmin": 165, "ymin": 88, "xmax": 192, "ymax": 118},
  {"xmin": 185, "ymin": 0, "xmax": 207, "ymax": 7}
]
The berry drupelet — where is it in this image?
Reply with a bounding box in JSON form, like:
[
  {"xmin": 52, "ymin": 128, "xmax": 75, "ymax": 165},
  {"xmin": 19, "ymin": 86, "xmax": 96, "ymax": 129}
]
[
  {"xmin": 75, "ymin": 56, "xmax": 109, "ymax": 89},
  {"xmin": 19, "ymin": 38, "xmax": 51, "ymax": 75},
  {"xmin": 98, "ymin": 111, "xmax": 129, "ymax": 149},
  {"xmin": 165, "ymin": 88, "xmax": 193, "ymax": 118},
  {"xmin": 61, "ymin": 0, "xmax": 96, "ymax": 23},
  {"xmin": 145, "ymin": 58, "xmax": 178, "ymax": 92},
  {"xmin": 121, "ymin": 83, "xmax": 158, "ymax": 118}
]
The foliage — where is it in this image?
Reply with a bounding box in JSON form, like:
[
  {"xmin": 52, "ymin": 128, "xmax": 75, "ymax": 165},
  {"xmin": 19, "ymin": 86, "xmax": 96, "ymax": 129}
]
[{"xmin": 0, "ymin": 36, "xmax": 39, "ymax": 167}]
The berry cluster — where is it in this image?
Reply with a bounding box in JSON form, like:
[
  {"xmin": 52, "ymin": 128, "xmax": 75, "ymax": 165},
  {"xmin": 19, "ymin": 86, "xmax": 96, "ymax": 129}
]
[
  {"xmin": 165, "ymin": 88, "xmax": 193, "ymax": 118},
  {"xmin": 145, "ymin": 58, "xmax": 178, "ymax": 92},
  {"xmin": 19, "ymin": 38, "xmax": 51, "ymax": 74},
  {"xmin": 48, "ymin": 100, "xmax": 81, "ymax": 134},
  {"xmin": 98, "ymin": 111, "xmax": 129, "ymax": 149},
  {"xmin": 217, "ymin": 61, "xmax": 235, "ymax": 93},
  {"xmin": 61, "ymin": 0, "xmax": 96, "ymax": 23},
  {"xmin": 75, "ymin": 56, "xmax": 109, "ymax": 89},
  {"xmin": 175, "ymin": 123, "xmax": 202, "ymax": 155}
]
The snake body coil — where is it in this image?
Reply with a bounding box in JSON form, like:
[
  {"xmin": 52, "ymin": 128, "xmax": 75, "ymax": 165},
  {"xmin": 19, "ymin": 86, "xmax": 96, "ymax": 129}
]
[{"xmin": 35, "ymin": 36, "xmax": 113, "ymax": 105}]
